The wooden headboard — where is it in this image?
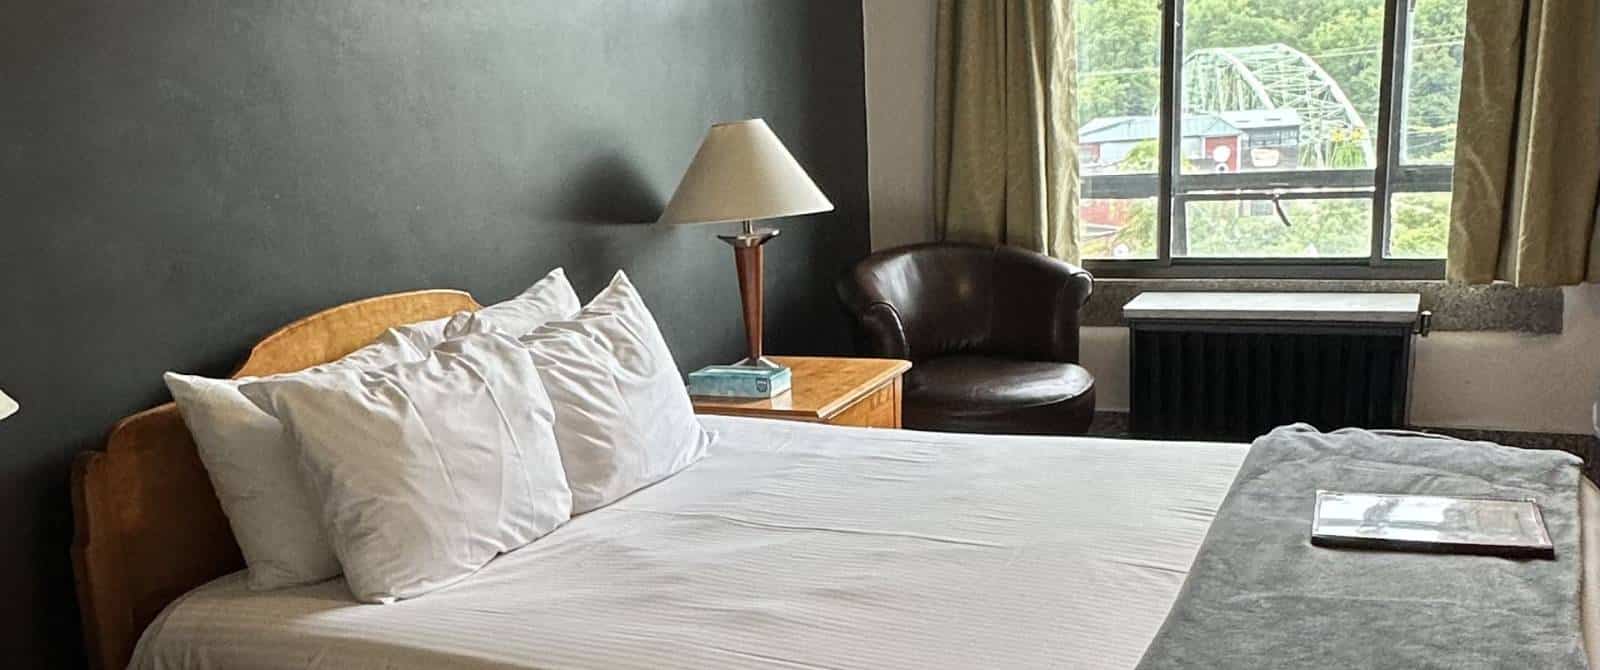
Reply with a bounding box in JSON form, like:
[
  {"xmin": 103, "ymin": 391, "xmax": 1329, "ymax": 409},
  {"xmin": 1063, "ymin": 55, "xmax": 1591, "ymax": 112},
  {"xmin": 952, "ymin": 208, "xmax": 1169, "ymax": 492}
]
[{"xmin": 70, "ymin": 289, "xmax": 482, "ymax": 670}]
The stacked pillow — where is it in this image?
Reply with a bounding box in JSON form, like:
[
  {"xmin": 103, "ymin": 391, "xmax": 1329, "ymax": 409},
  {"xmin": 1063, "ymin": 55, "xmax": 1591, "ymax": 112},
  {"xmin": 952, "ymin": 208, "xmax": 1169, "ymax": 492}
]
[
  {"xmin": 518, "ymin": 271, "xmax": 714, "ymax": 513},
  {"xmin": 443, "ymin": 268, "xmax": 581, "ymax": 339},
  {"xmin": 165, "ymin": 325, "xmax": 444, "ymax": 591},
  {"xmin": 239, "ymin": 333, "xmax": 571, "ymax": 603},
  {"xmin": 441, "ymin": 269, "xmax": 713, "ymax": 512},
  {"xmin": 166, "ymin": 268, "xmax": 711, "ymax": 603}
]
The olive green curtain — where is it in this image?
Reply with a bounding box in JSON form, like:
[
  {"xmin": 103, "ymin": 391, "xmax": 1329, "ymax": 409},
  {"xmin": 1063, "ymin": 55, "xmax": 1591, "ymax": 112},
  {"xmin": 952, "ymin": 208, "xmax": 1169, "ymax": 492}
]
[
  {"xmin": 1447, "ymin": 0, "xmax": 1600, "ymax": 286},
  {"xmin": 934, "ymin": 0, "xmax": 1080, "ymax": 262}
]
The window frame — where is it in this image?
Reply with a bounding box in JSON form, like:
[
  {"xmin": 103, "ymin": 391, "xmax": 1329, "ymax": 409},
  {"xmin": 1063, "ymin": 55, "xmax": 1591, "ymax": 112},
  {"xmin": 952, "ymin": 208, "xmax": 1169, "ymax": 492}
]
[{"xmin": 1081, "ymin": 0, "xmax": 1453, "ymax": 279}]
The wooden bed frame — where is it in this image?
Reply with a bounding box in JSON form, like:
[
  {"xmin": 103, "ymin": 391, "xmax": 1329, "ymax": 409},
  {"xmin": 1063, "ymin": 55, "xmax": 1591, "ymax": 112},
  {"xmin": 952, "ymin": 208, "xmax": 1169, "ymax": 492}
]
[{"xmin": 70, "ymin": 289, "xmax": 482, "ymax": 670}]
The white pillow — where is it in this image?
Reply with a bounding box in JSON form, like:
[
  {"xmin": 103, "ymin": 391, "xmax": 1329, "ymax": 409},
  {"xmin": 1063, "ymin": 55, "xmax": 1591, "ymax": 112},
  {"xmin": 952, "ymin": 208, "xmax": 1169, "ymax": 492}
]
[
  {"xmin": 390, "ymin": 314, "xmax": 453, "ymax": 352},
  {"xmin": 164, "ymin": 327, "xmax": 431, "ymax": 591},
  {"xmin": 444, "ymin": 268, "xmax": 580, "ymax": 338},
  {"xmin": 240, "ymin": 333, "xmax": 572, "ymax": 604},
  {"xmin": 522, "ymin": 270, "xmax": 713, "ymax": 514}
]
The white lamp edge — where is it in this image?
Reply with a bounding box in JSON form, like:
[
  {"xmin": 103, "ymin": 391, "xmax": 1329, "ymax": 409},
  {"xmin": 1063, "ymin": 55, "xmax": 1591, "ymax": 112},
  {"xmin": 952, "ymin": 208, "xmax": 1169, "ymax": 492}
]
[
  {"xmin": 658, "ymin": 201, "xmax": 837, "ymax": 226},
  {"xmin": 0, "ymin": 389, "xmax": 16, "ymax": 422}
]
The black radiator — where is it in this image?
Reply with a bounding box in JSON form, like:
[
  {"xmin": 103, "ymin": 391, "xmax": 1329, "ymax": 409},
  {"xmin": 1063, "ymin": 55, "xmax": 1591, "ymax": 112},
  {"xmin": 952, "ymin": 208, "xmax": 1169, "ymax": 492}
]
[{"xmin": 1128, "ymin": 319, "xmax": 1422, "ymax": 442}]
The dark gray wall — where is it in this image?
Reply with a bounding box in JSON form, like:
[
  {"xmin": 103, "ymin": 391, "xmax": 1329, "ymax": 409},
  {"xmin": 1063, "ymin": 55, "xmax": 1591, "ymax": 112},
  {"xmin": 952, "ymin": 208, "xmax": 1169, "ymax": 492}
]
[{"xmin": 0, "ymin": 2, "xmax": 867, "ymax": 665}]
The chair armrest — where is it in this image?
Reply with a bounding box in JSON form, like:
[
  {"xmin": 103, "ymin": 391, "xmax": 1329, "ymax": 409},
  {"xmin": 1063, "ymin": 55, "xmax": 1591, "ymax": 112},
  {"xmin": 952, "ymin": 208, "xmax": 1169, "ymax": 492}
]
[
  {"xmin": 836, "ymin": 277, "xmax": 912, "ymax": 360},
  {"xmin": 1044, "ymin": 265, "xmax": 1094, "ymax": 361},
  {"xmin": 992, "ymin": 251, "xmax": 1094, "ymax": 363}
]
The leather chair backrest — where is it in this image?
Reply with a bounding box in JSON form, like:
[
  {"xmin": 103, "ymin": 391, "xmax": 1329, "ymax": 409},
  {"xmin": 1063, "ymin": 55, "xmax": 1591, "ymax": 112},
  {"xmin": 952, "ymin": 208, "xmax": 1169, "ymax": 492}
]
[
  {"xmin": 839, "ymin": 242, "xmax": 1093, "ymax": 363},
  {"xmin": 856, "ymin": 243, "xmax": 994, "ymax": 358}
]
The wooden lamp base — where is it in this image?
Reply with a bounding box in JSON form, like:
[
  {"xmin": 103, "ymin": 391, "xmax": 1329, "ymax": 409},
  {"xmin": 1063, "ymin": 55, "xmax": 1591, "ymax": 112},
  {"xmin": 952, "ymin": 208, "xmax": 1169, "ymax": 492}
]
[{"xmin": 718, "ymin": 220, "xmax": 782, "ymax": 369}]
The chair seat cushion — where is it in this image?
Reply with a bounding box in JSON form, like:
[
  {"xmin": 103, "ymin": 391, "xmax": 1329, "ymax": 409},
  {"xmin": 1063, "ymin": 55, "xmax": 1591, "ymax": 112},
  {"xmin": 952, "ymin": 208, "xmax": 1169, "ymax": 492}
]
[
  {"xmin": 904, "ymin": 356, "xmax": 1095, "ymax": 435},
  {"xmin": 908, "ymin": 356, "xmax": 1093, "ymax": 410}
]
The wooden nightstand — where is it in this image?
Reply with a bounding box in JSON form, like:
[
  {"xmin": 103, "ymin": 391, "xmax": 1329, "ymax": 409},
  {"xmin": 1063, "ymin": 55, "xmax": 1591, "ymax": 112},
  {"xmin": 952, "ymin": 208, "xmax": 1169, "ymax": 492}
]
[{"xmin": 691, "ymin": 356, "xmax": 912, "ymax": 428}]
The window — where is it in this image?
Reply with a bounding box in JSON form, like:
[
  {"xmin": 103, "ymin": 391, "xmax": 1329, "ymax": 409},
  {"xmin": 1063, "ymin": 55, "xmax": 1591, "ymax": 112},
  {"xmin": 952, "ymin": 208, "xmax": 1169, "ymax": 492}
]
[{"xmin": 1074, "ymin": 0, "xmax": 1465, "ymax": 276}]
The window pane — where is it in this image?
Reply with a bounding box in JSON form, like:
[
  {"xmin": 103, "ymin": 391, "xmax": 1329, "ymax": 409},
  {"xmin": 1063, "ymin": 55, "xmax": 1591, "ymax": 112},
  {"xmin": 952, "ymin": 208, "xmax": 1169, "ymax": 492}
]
[
  {"xmin": 1179, "ymin": 0, "xmax": 1384, "ymax": 173},
  {"xmin": 1075, "ymin": 0, "xmax": 1161, "ymax": 174},
  {"xmin": 1081, "ymin": 198, "xmax": 1159, "ymax": 259},
  {"xmin": 1180, "ymin": 198, "xmax": 1372, "ymax": 258},
  {"xmin": 1388, "ymin": 191, "xmax": 1450, "ymax": 258},
  {"xmin": 1074, "ymin": 0, "xmax": 1162, "ymax": 259},
  {"xmin": 1402, "ymin": 0, "xmax": 1467, "ymax": 165}
]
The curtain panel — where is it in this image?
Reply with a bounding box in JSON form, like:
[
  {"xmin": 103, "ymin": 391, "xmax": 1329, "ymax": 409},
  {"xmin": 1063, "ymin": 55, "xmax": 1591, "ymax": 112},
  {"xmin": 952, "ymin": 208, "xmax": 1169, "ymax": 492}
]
[
  {"xmin": 934, "ymin": 0, "xmax": 1080, "ymax": 262},
  {"xmin": 1448, "ymin": 0, "xmax": 1600, "ymax": 286}
]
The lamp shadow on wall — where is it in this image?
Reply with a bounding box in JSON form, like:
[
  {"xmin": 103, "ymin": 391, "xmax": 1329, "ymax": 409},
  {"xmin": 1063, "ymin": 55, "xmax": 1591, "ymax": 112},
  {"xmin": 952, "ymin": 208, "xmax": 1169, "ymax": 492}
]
[
  {"xmin": 523, "ymin": 149, "xmax": 678, "ymax": 297},
  {"xmin": 539, "ymin": 152, "xmax": 664, "ymax": 225}
]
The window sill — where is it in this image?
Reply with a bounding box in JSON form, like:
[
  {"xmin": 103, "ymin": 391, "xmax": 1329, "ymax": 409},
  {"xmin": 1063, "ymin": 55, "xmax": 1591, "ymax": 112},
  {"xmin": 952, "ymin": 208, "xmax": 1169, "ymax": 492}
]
[
  {"xmin": 1080, "ymin": 278, "xmax": 1564, "ymax": 334},
  {"xmin": 1082, "ymin": 258, "xmax": 1444, "ymax": 281}
]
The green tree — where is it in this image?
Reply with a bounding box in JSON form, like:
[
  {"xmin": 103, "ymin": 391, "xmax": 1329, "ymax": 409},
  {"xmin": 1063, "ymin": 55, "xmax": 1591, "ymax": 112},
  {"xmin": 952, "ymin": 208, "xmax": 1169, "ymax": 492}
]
[
  {"xmin": 1185, "ymin": 200, "xmax": 1370, "ymax": 257},
  {"xmin": 1389, "ymin": 192, "xmax": 1451, "ymax": 257},
  {"xmin": 1403, "ymin": 0, "xmax": 1468, "ymax": 163},
  {"xmin": 1075, "ymin": 0, "xmax": 1161, "ymax": 122}
]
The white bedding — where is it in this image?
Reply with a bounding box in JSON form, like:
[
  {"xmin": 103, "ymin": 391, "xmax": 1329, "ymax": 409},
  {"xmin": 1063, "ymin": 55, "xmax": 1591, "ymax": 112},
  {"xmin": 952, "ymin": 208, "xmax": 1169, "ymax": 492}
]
[{"xmin": 132, "ymin": 416, "xmax": 1600, "ymax": 670}]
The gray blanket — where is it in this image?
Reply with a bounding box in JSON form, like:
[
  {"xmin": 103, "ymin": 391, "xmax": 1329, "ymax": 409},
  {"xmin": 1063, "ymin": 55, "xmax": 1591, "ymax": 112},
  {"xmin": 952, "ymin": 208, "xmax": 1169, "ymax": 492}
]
[{"xmin": 1137, "ymin": 424, "xmax": 1587, "ymax": 670}]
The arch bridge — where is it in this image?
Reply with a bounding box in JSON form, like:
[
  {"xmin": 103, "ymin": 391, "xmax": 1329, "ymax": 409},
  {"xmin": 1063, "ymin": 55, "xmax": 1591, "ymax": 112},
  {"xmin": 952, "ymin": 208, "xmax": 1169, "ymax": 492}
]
[{"xmin": 1184, "ymin": 43, "xmax": 1373, "ymax": 168}]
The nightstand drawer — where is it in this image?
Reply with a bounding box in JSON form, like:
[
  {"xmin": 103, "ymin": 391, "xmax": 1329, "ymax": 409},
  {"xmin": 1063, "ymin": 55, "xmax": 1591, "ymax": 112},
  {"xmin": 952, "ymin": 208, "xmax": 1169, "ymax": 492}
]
[{"xmin": 827, "ymin": 379, "xmax": 900, "ymax": 429}]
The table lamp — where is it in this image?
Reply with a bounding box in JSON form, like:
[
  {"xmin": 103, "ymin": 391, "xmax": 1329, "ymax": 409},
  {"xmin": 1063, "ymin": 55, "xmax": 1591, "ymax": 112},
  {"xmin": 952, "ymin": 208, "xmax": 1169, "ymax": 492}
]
[
  {"xmin": 0, "ymin": 389, "xmax": 16, "ymax": 422},
  {"xmin": 660, "ymin": 119, "xmax": 833, "ymax": 372}
]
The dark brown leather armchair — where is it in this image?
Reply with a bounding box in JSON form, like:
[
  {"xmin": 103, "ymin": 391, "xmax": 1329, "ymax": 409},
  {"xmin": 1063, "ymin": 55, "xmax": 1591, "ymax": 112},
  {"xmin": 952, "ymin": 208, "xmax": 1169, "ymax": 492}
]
[{"xmin": 837, "ymin": 242, "xmax": 1096, "ymax": 435}]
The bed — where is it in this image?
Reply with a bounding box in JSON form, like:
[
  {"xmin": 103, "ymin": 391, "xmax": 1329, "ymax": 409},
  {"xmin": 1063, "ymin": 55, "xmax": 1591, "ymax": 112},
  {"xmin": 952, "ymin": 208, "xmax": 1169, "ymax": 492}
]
[{"xmin": 73, "ymin": 290, "xmax": 1600, "ymax": 670}]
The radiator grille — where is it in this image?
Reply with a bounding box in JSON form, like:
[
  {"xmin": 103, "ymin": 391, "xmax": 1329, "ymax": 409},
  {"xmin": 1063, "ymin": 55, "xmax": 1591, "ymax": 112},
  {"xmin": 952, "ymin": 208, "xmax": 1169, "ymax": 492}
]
[{"xmin": 1129, "ymin": 323, "xmax": 1413, "ymax": 442}]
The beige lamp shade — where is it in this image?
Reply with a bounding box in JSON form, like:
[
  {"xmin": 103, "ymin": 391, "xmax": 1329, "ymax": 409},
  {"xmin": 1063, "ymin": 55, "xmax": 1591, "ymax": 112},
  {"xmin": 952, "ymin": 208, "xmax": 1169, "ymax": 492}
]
[
  {"xmin": 0, "ymin": 389, "xmax": 15, "ymax": 422},
  {"xmin": 659, "ymin": 119, "xmax": 833, "ymax": 225}
]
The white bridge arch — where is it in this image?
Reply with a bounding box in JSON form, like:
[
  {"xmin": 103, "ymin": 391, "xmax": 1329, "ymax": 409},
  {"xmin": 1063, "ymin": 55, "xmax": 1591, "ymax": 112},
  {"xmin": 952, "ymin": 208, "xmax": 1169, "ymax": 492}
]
[{"xmin": 1183, "ymin": 43, "xmax": 1373, "ymax": 167}]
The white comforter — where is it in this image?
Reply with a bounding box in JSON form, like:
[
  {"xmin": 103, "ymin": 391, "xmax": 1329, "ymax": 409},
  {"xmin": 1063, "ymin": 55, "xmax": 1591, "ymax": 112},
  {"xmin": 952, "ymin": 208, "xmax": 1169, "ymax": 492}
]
[{"xmin": 132, "ymin": 416, "xmax": 1598, "ymax": 669}]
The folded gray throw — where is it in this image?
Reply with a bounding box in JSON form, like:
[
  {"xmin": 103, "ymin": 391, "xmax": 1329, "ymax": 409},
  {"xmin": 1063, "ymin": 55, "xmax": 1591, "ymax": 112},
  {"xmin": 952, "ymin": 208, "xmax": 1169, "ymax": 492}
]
[{"xmin": 1137, "ymin": 424, "xmax": 1587, "ymax": 670}]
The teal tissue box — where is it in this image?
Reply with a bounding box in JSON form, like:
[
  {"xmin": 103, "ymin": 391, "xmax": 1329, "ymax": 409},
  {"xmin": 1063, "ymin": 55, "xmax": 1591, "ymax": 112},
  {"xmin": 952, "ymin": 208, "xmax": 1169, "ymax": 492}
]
[{"xmin": 687, "ymin": 365, "xmax": 792, "ymax": 398}]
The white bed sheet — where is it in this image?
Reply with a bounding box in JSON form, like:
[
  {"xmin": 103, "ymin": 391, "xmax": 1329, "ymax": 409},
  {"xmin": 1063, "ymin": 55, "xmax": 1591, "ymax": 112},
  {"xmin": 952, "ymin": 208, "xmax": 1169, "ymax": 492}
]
[{"xmin": 132, "ymin": 416, "xmax": 1600, "ymax": 670}]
